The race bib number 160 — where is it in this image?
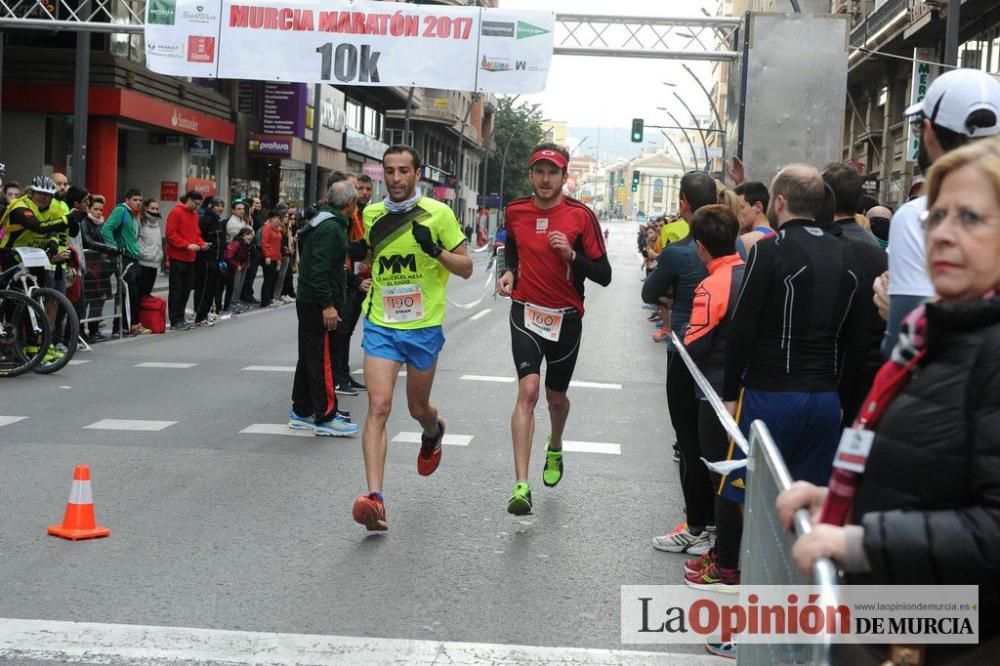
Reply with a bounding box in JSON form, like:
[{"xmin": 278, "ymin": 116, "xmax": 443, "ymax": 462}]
[
  {"xmin": 524, "ymin": 303, "xmax": 564, "ymax": 342},
  {"xmin": 383, "ymin": 284, "xmax": 424, "ymax": 323}
]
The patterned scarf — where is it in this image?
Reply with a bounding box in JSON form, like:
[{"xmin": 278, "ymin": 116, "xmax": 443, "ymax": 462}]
[
  {"xmin": 383, "ymin": 187, "xmax": 422, "ymax": 215},
  {"xmin": 821, "ymin": 288, "xmax": 998, "ymax": 526}
]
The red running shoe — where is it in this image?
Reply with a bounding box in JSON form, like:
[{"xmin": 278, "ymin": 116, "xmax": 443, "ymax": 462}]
[
  {"xmin": 684, "ymin": 561, "xmax": 740, "ymax": 594},
  {"xmin": 352, "ymin": 493, "xmax": 388, "ymax": 531},
  {"xmin": 417, "ymin": 418, "xmax": 445, "ymax": 476},
  {"xmin": 652, "ymin": 327, "xmax": 670, "ymax": 342},
  {"xmin": 685, "ymin": 549, "xmax": 717, "ymax": 576}
]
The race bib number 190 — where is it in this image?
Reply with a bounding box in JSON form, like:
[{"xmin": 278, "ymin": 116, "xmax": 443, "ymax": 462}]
[
  {"xmin": 524, "ymin": 303, "xmax": 564, "ymax": 342},
  {"xmin": 383, "ymin": 284, "xmax": 424, "ymax": 323}
]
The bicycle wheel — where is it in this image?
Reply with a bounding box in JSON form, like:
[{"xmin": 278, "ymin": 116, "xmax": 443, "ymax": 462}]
[
  {"xmin": 29, "ymin": 286, "xmax": 79, "ymax": 374},
  {"xmin": 0, "ymin": 289, "xmax": 52, "ymax": 378}
]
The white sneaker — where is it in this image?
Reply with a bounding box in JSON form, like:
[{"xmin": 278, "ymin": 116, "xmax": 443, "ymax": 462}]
[
  {"xmin": 652, "ymin": 522, "xmax": 712, "ymax": 554},
  {"xmin": 314, "ymin": 415, "xmax": 360, "ymax": 437},
  {"xmin": 282, "ymin": 295, "xmax": 295, "ymax": 303}
]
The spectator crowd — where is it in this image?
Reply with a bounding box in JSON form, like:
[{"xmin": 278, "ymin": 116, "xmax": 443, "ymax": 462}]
[{"xmin": 638, "ymin": 68, "xmax": 1000, "ymax": 662}]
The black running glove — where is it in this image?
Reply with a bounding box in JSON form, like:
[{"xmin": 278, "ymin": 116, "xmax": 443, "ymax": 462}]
[{"xmin": 411, "ymin": 221, "xmax": 442, "ymax": 258}]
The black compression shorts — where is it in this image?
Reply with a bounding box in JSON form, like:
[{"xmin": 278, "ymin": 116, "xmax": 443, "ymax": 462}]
[{"xmin": 509, "ymin": 300, "xmax": 582, "ymax": 393}]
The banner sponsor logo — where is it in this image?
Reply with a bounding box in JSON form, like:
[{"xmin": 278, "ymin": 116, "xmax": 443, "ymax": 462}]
[
  {"xmin": 187, "ymin": 35, "xmax": 216, "ymax": 63},
  {"xmin": 516, "ymin": 20, "xmax": 548, "ymax": 39},
  {"xmin": 481, "ymin": 20, "xmax": 514, "ymax": 38},
  {"xmin": 148, "ymin": 0, "xmax": 177, "ymax": 25}
]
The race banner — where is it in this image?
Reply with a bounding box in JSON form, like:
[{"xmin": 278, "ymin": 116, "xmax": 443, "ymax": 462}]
[{"xmin": 145, "ymin": 0, "xmax": 554, "ymax": 93}]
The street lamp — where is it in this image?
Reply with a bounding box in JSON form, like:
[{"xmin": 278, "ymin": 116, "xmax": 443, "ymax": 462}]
[
  {"xmin": 682, "ymin": 63, "xmax": 727, "ymax": 174},
  {"xmin": 669, "ymin": 91, "xmax": 710, "ymax": 173},
  {"xmin": 658, "ymin": 107, "xmax": 699, "ymax": 171}
]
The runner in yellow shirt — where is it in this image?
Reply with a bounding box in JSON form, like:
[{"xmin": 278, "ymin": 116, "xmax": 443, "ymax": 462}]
[{"xmin": 351, "ymin": 145, "xmax": 474, "ymax": 532}]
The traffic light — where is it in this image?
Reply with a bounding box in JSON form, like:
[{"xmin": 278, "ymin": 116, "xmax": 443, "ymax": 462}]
[
  {"xmin": 630, "ymin": 118, "xmax": 644, "ymax": 143},
  {"xmin": 631, "ymin": 170, "xmax": 640, "ymax": 192}
]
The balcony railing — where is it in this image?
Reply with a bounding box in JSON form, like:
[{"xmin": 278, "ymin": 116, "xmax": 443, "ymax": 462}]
[{"xmin": 849, "ymin": 0, "xmax": 908, "ymax": 47}]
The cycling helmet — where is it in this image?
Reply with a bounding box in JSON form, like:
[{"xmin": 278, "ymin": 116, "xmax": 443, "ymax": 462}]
[{"xmin": 30, "ymin": 175, "xmax": 58, "ymax": 195}]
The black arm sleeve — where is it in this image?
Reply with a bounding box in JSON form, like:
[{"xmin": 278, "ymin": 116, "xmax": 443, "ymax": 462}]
[
  {"xmin": 641, "ymin": 248, "xmax": 676, "ymax": 305},
  {"xmin": 503, "ymin": 223, "xmax": 519, "ymax": 275},
  {"xmin": 723, "ymin": 242, "xmax": 769, "ymax": 401},
  {"xmin": 571, "ymin": 251, "xmax": 611, "ymax": 287}
]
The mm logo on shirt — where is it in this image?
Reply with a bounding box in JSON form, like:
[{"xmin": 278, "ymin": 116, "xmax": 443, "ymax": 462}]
[{"xmin": 378, "ymin": 254, "xmax": 417, "ymax": 275}]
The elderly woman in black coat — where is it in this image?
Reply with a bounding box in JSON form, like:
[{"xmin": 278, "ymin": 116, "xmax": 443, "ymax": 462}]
[{"xmin": 778, "ymin": 137, "xmax": 1000, "ymax": 662}]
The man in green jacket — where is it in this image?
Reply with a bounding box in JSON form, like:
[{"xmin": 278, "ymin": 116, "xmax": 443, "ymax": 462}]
[
  {"xmin": 288, "ymin": 180, "xmax": 361, "ymax": 438},
  {"xmin": 102, "ymin": 188, "xmax": 144, "ymax": 335}
]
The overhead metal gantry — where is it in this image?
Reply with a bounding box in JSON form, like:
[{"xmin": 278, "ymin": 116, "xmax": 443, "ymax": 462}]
[
  {"xmin": 554, "ymin": 14, "xmax": 741, "ymax": 62},
  {"xmin": 1, "ymin": 3, "xmax": 742, "ymax": 64}
]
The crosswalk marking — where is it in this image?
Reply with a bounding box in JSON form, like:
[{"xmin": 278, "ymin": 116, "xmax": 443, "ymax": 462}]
[
  {"xmin": 0, "ymin": 416, "xmax": 28, "ymax": 428},
  {"xmin": 0, "ymin": 618, "xmax": 715, "ymax": 665},
  {"xmin": 240, "ymin": 423, "xmax": 315, "ymax": 438},
  {"xmin": 392, "ymin": 432, "xmax": 473, "ymax": 447},
  {"xmin": 460, "ymin": 374, "xmax": 515, "ymax": 383},
  {"xmin": 563, "ymin": 440, "xmax": 621, "ymax": 455},
  {"xmin": 242, "ymin": 365, "xmax": 295, "ymax": 372},
  {"xmin": 569, "ymin": 380, "xmax": 622, "ymax": 390},
  {"xmin": 134, "ymin": 362, "xmax": 198, "ymax": 369},
  {"xmin": 67, "ymin": 359, "xmax": 91, "ymax": 366},
  {"xmin": 353, "ymin": 368, "xmax": 407, "ymax": 377},
  {"xmin": 84, "ymin": 419, "xmax": 176, "ymax": 432},
  {"xmin": 470, "ymin": 308, "xmax": 492, "ymax": 321}
]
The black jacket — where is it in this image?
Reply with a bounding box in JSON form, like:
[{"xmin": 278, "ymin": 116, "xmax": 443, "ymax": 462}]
[
  {"xmin": 80, "ymin": 216, "xmax": 119, "ymax": 256},
  {"xmin": 199, "ymin": 210, "xmax": 226, "ymax": 263},
  {"xmin": 852, "ymin": 297, "xmax": 1000, "ymax": 642}
]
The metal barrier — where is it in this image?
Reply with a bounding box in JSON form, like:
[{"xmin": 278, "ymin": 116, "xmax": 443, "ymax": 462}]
[
  {"xmin": 79, "ymin": 251, "xmax": 125, "ymax": 338},
  {"xmin": 669, "ymin": 332, "xmax": 839, "ymax": 664},
  {"xmin": 741, "ymin": 420, "xmax": 839, "ymax": 666}
]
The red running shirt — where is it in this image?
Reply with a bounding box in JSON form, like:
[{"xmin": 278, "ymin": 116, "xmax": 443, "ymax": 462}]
[{"xmin": 505, "ymin": 196, "xmax": 607, "ymax": 314}]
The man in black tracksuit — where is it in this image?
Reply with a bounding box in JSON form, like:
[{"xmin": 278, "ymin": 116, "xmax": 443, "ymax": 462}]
[{"xmin": 288, "ymin": 181, "xmax": 359, "ymax": 437}]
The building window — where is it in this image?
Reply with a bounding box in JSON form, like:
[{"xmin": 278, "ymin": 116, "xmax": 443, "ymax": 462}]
[
  {"xmin": 363, "ymin": 107, "xmax": 383, "ymax": 139},
  {"xmin": 346, "ymin": 100, "xmax": 363, "ymax": 133},
  {"xmin": 653, "ymin": 178, "xmax": 664, "ymax": 203}
]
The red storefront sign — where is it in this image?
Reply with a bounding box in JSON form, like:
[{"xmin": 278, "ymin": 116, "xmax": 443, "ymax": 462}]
[
  {"xmin": 0, "ymin": 84, "xmax": 235, "ymax": 144},
  {"xmin": 160, "ymin": 181, "xmax": 179, "ymax": 201},
  {"xmin": 186, "ymin": 177, "xmax": 217, "ymax": 197}
]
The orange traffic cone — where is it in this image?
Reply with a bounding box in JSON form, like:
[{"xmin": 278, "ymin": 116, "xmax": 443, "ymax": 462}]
[{"xmin": 47, "ymin": 465, "xmax": 111, "ymax": 540}]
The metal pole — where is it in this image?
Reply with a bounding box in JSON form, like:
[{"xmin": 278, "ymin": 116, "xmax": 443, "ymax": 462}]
[
  {"xmin": 453, "ymin": 94, "xmax": 477, "ymax": 219},
  {"xmin": 672, "ymin": 92, "xmax": 710, "ymax": 174},
  {"xmin": 72, "ymin": 0, "xmax": 91, "ymax": 185},
  {"xmin": 310, "ymin": 83, "xmax": 320, "ymax": 205},
  {"xmin": 661, "ymin": 131, "xmax": 688, "ymax": 173},
  {"xmin": 403, "ymin": 86, "xmax": 414, "ymax": 144},
  {"xmin": 665, "ymin": 110, "xmax": 699, "ymax": 171},
  {"xmin": 944, "ymin": 0, "xmax": 961, "ymax": 67},
  {"xmin": 498, "ymin": 130, "xmax": 518, "ymax": 225},
  {"xmin": 788, "ymin": 0, "xmax": 802, "ymax": 12},
  {"xmin": 682, "ymin": 63, "xmax": 726, "ymax": 172}
]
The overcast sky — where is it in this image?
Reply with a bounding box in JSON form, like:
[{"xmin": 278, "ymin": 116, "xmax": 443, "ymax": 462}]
[{"xmin": 499, "ymin": 0, "xmax": 721, "ymax": 137}]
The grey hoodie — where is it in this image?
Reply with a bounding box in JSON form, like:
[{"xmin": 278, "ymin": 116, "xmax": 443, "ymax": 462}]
[{"xmin": 138, "ymin": 213, "xmax": 164, "ymax": 268}]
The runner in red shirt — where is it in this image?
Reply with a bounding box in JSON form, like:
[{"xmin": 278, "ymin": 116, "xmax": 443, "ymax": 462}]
[{"xmin": 497, "ymin": 143, "xmax": 612, "ymax": 515}]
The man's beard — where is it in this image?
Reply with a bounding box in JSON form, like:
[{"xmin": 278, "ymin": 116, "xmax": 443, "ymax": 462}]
[
  {"xmin": 766, "ymin": 202, "xmax": 779, "ymax": 228},
  {"xmin": 917, "ymin": 138, "xmax": 932, "ymax": 174}
]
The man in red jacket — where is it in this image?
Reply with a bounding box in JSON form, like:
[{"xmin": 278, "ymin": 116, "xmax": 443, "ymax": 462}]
[{"xmin": 164, "ymin": 191, "xmax": 207, "ymax": 331}]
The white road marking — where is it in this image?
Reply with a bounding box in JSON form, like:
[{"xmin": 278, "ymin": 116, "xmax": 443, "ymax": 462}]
[
  {"xmin": 84, "ymin": 419, "xmax": 176, "ymax": 432},
  {"xmin": 240, "ymin": 423, "xmax": 315, "ymax": 438},
  {"xmin": 461, "ymin": 374, "xmax": 515, "ymax": 383},
  {"xmin": 470, "ymin": 308, "xmax": 492, "ymax": 320},
  {"xmin": 0, "ymin": 416, "xmax": 28, "ymax": 427},
  {"xmin": 67, "ymin": 359, "xmax": 90, "ymax": 365},
  {"xmin": 242, "ymin": 365, "xmax": 295, "ymax": 372},
  {"xmin": 569, "ymin": 380, "xmax": 623, "ymax": 390},
  {"xmin": 0, "ymin": 618, "xmax": 712, "ymax": 665},
  {"xmin": 134, "ymin": 362, "xmax": 198, "ymax": 369},
  {"xmin": 392, "ymin": 432, "xmax": 473, "ymax": 446},
  {"xmin": 563, "ymin": 440, "xmax": 622, "ymax": 455}
]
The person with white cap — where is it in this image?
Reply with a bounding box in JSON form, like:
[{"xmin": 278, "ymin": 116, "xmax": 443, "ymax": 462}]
[{"xmin": 880, "ymin": 68, "xmax": 1000, "ymax": 356}]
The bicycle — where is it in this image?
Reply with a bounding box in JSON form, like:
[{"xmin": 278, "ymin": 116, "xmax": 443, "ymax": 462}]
[
  {"xmin": 0, "ymin": 261, "xmax": 80, "ymax": 373},
  {"xmin": 0, "ymin": 264, "xmax": 52, "ymax": 378}
]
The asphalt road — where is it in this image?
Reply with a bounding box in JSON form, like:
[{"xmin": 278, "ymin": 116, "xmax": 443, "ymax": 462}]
[{"xmin": 0, "ymin": 223, "xmax": 723, "ymax": 665}]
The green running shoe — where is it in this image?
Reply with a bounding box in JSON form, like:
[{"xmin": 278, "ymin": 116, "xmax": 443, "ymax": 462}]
[
  {"xmin": 507, "ymin": 482, "xmax": 533, "ymax": 515},
  {"xmin": 542, "ymin": 437, "xmax": 564, "ymax": 487}
]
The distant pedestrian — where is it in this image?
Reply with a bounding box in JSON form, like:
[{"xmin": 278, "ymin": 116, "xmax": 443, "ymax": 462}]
[
  {"xmin": 164, "ymin": 191, "xmax": 206, "ymax": 331},
  {"xmin": 137, "ymin": 198, "xmax": 163, "ymax": 299}
]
